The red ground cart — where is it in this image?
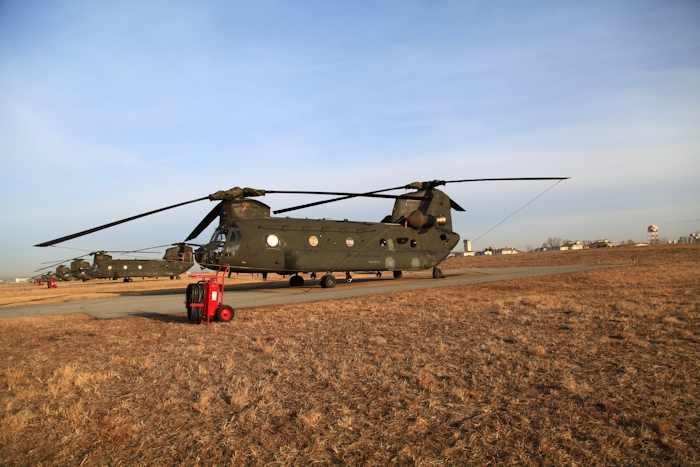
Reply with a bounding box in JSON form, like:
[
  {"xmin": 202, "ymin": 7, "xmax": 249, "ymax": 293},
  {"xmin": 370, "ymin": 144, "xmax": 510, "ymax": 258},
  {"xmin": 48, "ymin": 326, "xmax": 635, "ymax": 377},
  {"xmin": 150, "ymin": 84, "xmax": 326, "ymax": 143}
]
[{"xmin": 185, "ymin": 265, "xmax": 234, "ymax": 324}]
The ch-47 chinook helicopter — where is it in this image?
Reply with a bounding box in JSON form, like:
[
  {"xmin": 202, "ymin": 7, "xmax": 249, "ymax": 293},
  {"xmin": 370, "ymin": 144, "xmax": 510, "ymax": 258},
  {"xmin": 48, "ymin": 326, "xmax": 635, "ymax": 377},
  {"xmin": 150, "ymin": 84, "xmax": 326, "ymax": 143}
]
[
  {"xmin": 35, "ymin": 178, "xmax": 568, "ymax": 288},
  {"xmin": 88, "ymin": 244, "xmax": 194, "ymax": 282},
  {"xmin": 36, "ymin": 245, "xmax": 194, "ymax": 282}
]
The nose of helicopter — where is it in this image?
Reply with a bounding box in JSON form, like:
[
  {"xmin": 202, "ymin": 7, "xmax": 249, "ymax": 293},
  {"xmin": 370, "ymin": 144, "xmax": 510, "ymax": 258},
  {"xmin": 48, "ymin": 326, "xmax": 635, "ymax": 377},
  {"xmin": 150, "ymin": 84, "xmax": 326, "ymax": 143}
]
[{"xmin": 195, "ymin": 242, "xmax": 222, "ymax": 268}]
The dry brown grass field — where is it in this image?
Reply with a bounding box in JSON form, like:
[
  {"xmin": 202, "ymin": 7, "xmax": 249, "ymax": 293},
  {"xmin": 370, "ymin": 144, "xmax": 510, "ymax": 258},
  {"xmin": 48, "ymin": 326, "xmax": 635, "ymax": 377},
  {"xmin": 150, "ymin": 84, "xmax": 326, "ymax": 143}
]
[{"xmin": 1, "ymin": 244, "xmax": 698, "ymax": 466}]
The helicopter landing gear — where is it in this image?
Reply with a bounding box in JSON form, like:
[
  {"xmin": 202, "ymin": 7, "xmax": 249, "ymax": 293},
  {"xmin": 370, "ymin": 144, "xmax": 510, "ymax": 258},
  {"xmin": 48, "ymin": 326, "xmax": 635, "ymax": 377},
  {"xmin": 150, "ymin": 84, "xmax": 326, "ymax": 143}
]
[
  {"xmin": 432, "ymin": 267, "xmax": 443, "ymax": 279},
  {"xmin": 310, "ymin": 272, "xmax": 317, "ymax": 280},
  {"xmin": 393, "ymin": 270, "xmax": 403, "ymax": 279},
  {"xmin": 170, "ymin": 276, "xmax": 174, "ymax": 280},
  {"xmin": 290, "ymin": 275, "xmax": 305, "ymax": 287},
  {"xmin": 346, "ymin": 272, "xmax": 353, "ymax": 283},
  {"xmin": 262, "ymin": 273, "xmax": 268, "ymax": 281},
  {"xmin": 123, "ymin": 277, "xmax": 133, "ymax": 282},
  {"xmin": 376, "ymin": 272, "xmax": 382, "ymax": 278},
  {"xmin": 320, "ymin": 275, "xmax": 337, "ymax": 288}
]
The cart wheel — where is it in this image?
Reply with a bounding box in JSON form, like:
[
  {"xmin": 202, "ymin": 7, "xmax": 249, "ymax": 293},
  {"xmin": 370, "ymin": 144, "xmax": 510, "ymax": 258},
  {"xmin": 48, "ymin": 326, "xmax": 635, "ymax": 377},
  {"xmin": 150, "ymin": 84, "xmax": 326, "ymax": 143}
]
[
  {"xmin": 215, "ymin": 305, "xmax": 234, "ymax": 322},
  {"xmin": 190, "ymin": 306, "xmax": 203, "ymax": 324}
]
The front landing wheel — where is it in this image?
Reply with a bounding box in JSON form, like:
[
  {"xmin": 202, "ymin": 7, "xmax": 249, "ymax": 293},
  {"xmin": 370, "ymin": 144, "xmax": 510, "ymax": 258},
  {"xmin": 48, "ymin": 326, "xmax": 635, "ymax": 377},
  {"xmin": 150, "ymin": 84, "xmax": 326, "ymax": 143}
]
[{"xmin": 432, "ymin": 268, "xmax": 443, "ymax": 279}]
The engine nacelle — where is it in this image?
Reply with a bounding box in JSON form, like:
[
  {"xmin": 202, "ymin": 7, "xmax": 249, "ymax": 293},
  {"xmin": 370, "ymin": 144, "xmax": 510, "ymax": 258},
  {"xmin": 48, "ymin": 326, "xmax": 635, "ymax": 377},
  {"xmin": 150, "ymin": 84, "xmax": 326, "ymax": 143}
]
[{"xmin": 406, "ymin": 210, "xmax": 448, "ymax": 230}]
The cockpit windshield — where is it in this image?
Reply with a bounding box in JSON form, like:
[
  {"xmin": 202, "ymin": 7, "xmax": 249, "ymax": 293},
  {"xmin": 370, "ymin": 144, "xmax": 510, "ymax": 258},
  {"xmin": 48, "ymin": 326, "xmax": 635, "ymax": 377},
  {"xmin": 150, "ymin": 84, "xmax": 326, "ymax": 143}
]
[{"xmin": 211, "ymin": 229, "xmax": 228, "ymax": 243}]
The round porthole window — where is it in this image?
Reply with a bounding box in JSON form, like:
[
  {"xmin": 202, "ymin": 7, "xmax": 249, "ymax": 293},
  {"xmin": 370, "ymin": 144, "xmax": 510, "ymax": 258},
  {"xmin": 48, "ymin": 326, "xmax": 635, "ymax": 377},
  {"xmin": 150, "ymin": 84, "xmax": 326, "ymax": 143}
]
[
  {"xmin": 266, "ymin": 234, "xmax": 280, "ymax": 247},
  {"xmin": 410, "ymin": 240, "xmax": 417, "ymax": 248}
]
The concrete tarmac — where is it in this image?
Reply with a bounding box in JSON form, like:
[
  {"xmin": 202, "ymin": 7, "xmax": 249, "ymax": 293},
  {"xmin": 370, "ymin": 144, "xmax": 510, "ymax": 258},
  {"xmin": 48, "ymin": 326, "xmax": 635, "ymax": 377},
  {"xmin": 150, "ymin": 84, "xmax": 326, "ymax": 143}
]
[{"xmin": 0, "ymin": 265, "xmax": 622, "ymax": 320}]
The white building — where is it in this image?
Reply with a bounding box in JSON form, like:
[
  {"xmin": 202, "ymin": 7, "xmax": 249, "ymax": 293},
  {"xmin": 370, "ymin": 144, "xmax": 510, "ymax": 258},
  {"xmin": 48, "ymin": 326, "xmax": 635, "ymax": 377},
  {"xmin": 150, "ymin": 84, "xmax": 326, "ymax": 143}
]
[{"xmin": 463, "ymin": 238, "xmax": 472, "ymax": 252}]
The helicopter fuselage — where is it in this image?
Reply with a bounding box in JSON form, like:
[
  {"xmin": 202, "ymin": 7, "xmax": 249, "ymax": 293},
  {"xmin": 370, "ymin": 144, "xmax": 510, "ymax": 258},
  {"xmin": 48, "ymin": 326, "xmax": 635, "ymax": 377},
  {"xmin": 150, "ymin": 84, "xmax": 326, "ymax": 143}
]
[{"xmin": 196, "ymin": 217, "xmax": 460, "ymax": 275}]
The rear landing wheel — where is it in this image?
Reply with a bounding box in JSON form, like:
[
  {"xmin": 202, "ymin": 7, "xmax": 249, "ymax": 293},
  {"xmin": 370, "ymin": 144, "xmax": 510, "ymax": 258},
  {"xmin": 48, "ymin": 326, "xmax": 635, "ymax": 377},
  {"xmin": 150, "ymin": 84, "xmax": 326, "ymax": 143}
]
[
  {"xmin": 393, "ymin": 271, "xmax": 403, "ymax": 279},
  {"xmin": 321, "ymin": 275, "xmax": 337, "ymax": 288},
  {"xmin": 432, "ymin": 268, "xmax": 443, "ymax": 279}
]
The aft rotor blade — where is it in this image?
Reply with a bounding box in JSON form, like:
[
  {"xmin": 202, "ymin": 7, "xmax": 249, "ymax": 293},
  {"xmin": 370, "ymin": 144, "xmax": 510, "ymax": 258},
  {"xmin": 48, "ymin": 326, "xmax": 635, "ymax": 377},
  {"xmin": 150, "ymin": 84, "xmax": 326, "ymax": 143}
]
[
  {"xmin": 34, "ymin": 196, "xmax": 209, "ymax": 247},
  {"xmin": 445, "ymin": 177, "xmax": 570, "ymax": 183},
  {"xmin": 450, "ymin": 199, "xmax": 466, "ymax": 212},
  {"xmin": 185, "ymin": 203, "xmax": 221, "ymax": 241}
]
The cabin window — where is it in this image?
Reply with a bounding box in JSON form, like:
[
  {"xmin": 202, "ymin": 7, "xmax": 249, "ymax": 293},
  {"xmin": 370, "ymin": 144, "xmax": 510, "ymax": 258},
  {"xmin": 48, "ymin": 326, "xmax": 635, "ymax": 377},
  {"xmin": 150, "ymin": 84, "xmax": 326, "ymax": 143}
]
[
  {"xmin": 396, "ymin": 237, "xmax": 409, "ymax": 244},
  {"xmin": 411, "ymin": 240, "xmax": 417, "ymax": 248},
  {"xmin": 380, "ymin": 239, "xmax": 387, "ymax": 247},
  {"xmin": 266, "ymin": 234, "xmax": 280, "ymax": 248}
]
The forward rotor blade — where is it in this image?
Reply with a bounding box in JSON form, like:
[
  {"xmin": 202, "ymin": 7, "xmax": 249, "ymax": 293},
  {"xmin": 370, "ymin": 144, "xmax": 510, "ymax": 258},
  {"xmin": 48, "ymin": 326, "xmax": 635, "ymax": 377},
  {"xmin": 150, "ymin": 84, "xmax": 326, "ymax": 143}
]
[
  {"xmin": 273, "ymin": 185, "xmax": 411, "ymax": 215},
  {"xmin": 270, "ymin": 190, "xmax": 428, "ymax": 215},
  {"xmin": 34, "ymin": 196, "xmax": 209, "ymax": 247},
  {"xmin": 267, "ymin": 190, "xmax": 427, "ymax": 200},
  {"xmin": 185, "ymin": 203, "xmax": 221, "ymax": 241}
]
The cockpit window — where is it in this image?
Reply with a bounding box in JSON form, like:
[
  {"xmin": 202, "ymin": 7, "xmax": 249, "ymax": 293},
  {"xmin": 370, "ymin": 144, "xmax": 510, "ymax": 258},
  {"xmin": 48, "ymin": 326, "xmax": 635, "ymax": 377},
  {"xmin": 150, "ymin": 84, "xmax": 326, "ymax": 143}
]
[{"xmin": 211, "ymin": 229, "xmax": 228, "ymax": 243}]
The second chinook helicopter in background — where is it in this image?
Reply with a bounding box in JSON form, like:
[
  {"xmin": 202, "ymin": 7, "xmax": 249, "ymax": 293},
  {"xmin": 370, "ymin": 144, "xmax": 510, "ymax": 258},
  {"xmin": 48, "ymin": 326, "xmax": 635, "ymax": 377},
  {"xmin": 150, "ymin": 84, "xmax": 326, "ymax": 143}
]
[
  {"xmin": 89, "ymin": 244, "xmax": 195, "ymax": 282},
  {"xmin": 37, "ymin": 245, "xmax": 195, "ymax": 282},
  {"xmin": 36, "ymin": 178, "xmax": 568, "ymax": 287}
]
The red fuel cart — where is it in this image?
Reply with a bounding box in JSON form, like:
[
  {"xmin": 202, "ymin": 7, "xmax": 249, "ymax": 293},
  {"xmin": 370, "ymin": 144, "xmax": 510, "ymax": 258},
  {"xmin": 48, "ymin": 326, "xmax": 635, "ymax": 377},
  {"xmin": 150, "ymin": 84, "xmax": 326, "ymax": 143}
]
[
  {"xmin": 185, "ymin": 265, "xmax": 234, "ymax": 324},
  {"xmin": 47, "ymin": 278, "xmax": 57, "ymax": 289}
]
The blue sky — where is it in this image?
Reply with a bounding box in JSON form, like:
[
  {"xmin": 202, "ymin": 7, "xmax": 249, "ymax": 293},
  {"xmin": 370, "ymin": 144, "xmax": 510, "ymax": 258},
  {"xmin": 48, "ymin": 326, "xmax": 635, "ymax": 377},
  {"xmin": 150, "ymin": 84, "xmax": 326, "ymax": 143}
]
[{"xmin": 1, "ymin": 1, "xmax": 699, "ymax": 278}]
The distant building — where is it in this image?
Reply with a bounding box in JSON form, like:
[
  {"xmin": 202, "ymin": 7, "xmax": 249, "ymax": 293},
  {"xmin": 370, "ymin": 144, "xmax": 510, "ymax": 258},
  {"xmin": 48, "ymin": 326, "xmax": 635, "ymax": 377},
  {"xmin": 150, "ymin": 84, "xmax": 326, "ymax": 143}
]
[
  {"xmin": 678, "ymin": 233, "xmax": 699, "ymax": 243},
  {"xmin": 14, "ymin": 278, "xmax": 30, "ymax": 283},
  {"xmin": 495, "ymin": 247, "xmax": 519, "ymax": 255},
  {"xmin": 463, "ymin": 251, "xmax": 476, "ymax": 257},
  {"xmin": 563, "ymin": 241, "xmax": 583, "ymax": 250},
  {"xmin": 589, "ymin": 239, "xmax": 613, "ymax": 248},
  {"xmin": 463, "ymin": 239, "xmax": 472, "ymax": 252},
  {"xmin": 476, "ymin": 250, "xmax": 493, "ymax": 256}
]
